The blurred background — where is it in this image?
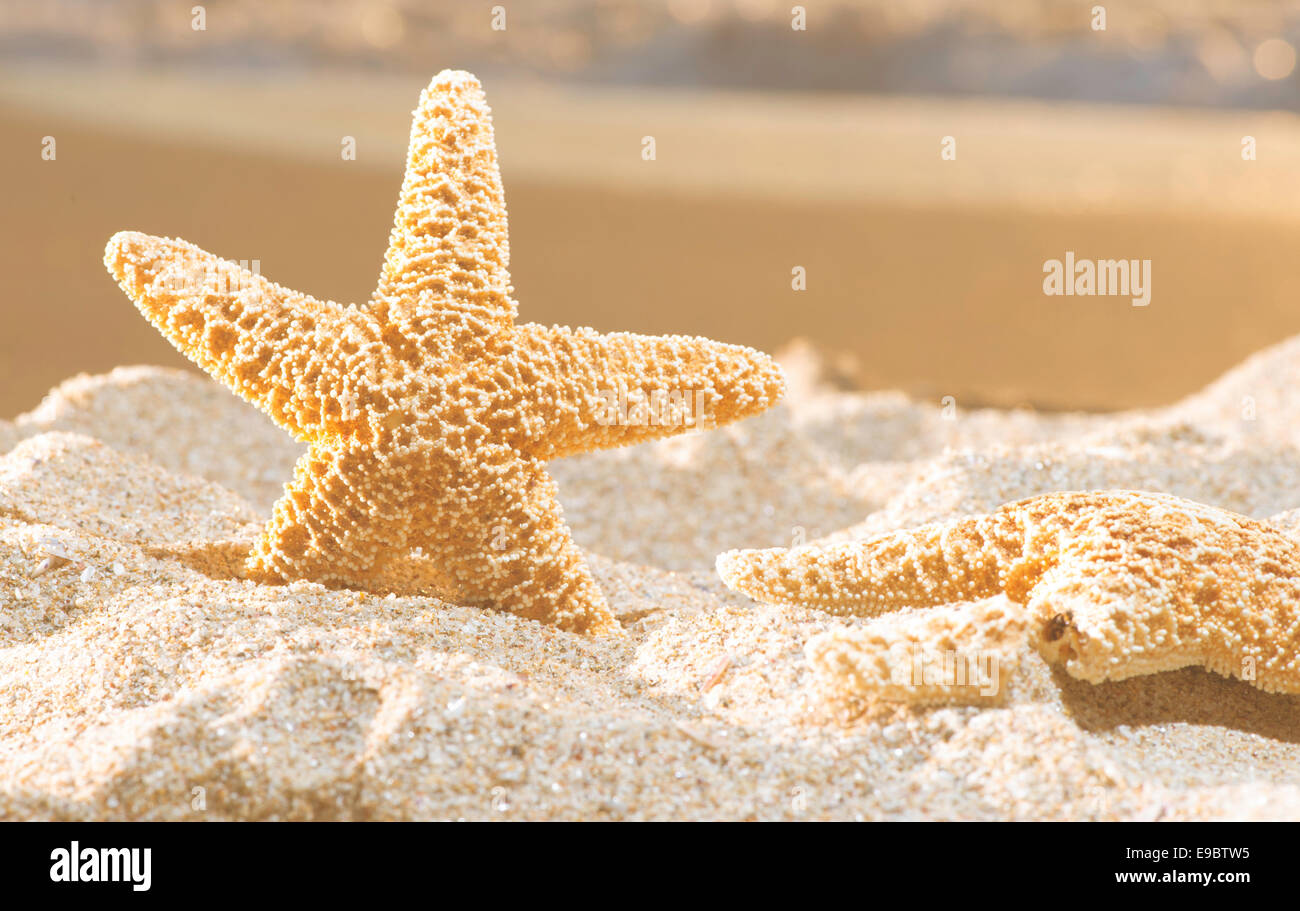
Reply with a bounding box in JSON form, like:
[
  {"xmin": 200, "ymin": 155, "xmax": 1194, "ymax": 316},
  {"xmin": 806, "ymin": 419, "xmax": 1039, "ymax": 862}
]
[{"xmin": 4, "ymin": 0, "xmax": 1300, "ymax": 416}]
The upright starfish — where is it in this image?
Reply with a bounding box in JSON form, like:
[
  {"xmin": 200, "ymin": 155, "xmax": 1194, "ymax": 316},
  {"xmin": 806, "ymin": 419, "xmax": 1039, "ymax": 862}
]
[
  {"xmin": 104, "ymin": 70, "xmax": 784, "ymax": 634},
  {"xmin": 718, "ymin": 491, "xmax": 1300, "ymax": 693}
]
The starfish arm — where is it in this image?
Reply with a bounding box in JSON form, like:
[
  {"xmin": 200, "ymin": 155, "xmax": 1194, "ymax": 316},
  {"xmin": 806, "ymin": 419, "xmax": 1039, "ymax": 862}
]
[
  {"xmin": 516, "ymin": 324, "xmax": 787, "ymax": 460},
  {"xmin": 716, "ymin": 515, "xmax": 1021, "ymax": 615},
  {"xmin": 806, "ymin": 597, "xmax": 1027, "ymax": 706},
  {"xmin": 247, "ymin": 440, "xmax": 414, "ymax": 587},
  {"xmin": 402, "ymin": 448, "xmax": 620, "ymax": 635},
  {"xmin": 369, "ymin": 70, "xmax": 516, "ymax": 358},
  {"xmin": 104, "ymin": 231, "xmax": 360, "ymax": 441}
]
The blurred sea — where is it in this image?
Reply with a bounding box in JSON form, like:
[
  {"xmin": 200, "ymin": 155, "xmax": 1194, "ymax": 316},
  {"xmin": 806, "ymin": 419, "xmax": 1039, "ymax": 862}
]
[{"xmin": 1, "ymin": 0, "xmax": 1299, "ymax": 110}]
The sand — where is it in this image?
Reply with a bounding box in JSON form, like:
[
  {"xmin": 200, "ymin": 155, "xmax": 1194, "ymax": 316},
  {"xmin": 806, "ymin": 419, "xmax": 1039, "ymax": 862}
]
[{"xmin": 1, "ymin": 333, "xmax": 1298, "ymax": 822}]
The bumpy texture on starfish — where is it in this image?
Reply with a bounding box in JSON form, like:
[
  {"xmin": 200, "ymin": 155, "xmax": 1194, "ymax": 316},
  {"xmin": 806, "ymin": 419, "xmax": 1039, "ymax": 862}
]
[
  {"xmin": 718, "ymin": 491, "xmax": 1300, "ymax": 693},
  {"xmin": 807, "ymin": 597, "xmax": 1027, "ymax": 706},
  {"xmin": 104, "ymin": 70, "xmax": 784, "ymax": 634}
]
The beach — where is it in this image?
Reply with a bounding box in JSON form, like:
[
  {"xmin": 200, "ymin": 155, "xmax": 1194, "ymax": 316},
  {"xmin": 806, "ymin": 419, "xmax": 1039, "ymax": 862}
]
[
  {"xmin": 4, "ymin": 7, "xmax": 1300, "ymax": 822},
  {"xmin": 6, "ymin": 65, "xmax": 1300, "ymax": 417},
  {"xmin": 1, "ymin": 336, "xmax": 1297, "ymax": 820}
]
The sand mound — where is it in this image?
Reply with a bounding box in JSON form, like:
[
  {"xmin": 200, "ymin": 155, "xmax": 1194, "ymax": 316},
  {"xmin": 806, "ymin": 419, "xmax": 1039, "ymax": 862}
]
[{"xmin": 2, "ymin": 338, "xmax": 1299, "ymax": 819}]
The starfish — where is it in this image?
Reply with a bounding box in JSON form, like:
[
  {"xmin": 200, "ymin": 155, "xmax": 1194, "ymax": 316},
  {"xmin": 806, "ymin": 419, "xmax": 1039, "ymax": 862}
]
[
  {"xmin": 103, "ymin": 70, "xmax": 784, "ymax": 634},
  {"xmin": 718, "ymin": 491, "xmax": 1300, "ymax": 693}
]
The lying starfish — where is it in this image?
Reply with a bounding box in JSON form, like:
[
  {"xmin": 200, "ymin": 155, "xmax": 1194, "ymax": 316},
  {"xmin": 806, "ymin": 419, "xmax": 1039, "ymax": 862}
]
[
  {"xmin": 104, "ymin": 70, "xmax": 784, "ymax": 634},
  {"xmin": 718, "ymin": 491, "xmax": 1300, "ymax": 693}
]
